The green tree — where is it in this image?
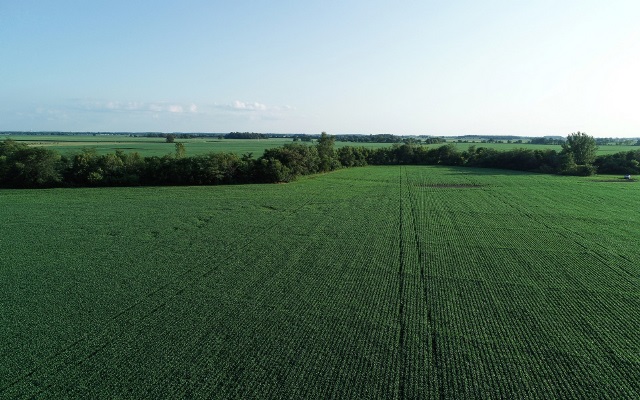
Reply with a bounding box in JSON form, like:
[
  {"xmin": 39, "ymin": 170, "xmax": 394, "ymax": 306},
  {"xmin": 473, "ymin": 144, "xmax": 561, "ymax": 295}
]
[
  {"xmin": 255, "ymin": 158, "xmax": 292, "ymax": 182},
  {"xmin": 0, "ymin": 139, "xmax": 27, "ymax": 183},
  {"xmin": 175, "ymin": 142, "xmax": 186, "ymax": 158},
  {"xmin": 561, "ymin": 132, "xmax": 597, "ymax": 165},
  {"xmin": 317, "ymin": 131, "xmax": 337, "ymax": 172},
  {"xmin": 262, "ymin": 143, "xmax": 320, "ymax": 176},
  {"xmin": 7, "ymin": 147, "xmax": 62, "ymax": 187},
  {"xmin": 165, "ymin": 134, "xmax": 176, "ymax": 143}
]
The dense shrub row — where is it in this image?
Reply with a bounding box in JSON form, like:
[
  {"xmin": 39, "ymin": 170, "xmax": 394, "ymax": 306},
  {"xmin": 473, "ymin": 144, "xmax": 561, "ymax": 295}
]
[
  {"xmin": 593, "ymin": 150, "xmax": 640, "ymax": 174},
  {"xmin": 1, "ymin": 134, "xmax": 634, "ymax": 188}
]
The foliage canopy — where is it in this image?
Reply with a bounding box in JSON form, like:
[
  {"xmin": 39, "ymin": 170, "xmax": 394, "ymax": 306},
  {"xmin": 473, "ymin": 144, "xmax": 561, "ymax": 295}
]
[{"xmin": 561, "ymin": 131, "xmax": 597, "ymax": 165}]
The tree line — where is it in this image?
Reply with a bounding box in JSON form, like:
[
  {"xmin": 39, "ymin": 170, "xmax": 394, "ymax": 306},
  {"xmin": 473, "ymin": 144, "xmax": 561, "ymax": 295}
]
[{"xmin": 1, "ymin": 132, "xmax": 636, "ymax": 189}]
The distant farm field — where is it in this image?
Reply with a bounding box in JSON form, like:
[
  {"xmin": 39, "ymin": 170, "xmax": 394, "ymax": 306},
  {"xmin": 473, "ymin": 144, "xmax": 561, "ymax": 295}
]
[
  {"xmin": 6, "ymin": 135, "xmax": 296, "ymax": 157},
  {"xmin": 1, "ymin": 166, "xmax": 638, "ymax": 398},
  {"xmin": 437, "ymin": 141, "xmax": 638, "ymax": 155},
  {"xmin": 5, "ymin": 134, "xmax": 638, "ymax": 157},
  {"xmin": 4, "ymin": 135, "xmax": 391, "ymax": 157}
]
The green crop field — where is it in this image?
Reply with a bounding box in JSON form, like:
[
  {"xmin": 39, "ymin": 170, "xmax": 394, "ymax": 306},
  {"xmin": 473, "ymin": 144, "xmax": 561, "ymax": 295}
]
[
  {"xmin": 3, "ymin": 135, "xmax": 392, "ymax": 157},
  {"xmin": 444, "ymin": 141, "xmax": 639, "ymax": 155},
  {"xmin": 4, "ymin": 135, "xmax": 296, "ymax": 157},
  {"xmin": 1, "ymin": 166, "xmax": 638, "ymax": 398},
  {"xmin": 4, "ymin": 134, "xmax": 637, "ymax": 158}
]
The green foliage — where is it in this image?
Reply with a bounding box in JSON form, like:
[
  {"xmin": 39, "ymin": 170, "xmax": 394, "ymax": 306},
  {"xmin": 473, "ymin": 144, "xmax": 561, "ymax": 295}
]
[
  {"xmin": 0, "ymin": 167, "xmax": 637, "ymax": 398},
  {"xmin": 530, "ymin": 137, "xmax": 564, "ymax": 145},
  {"xmin": 261, "ymin": 143, "xmax": 320, "ymax": 179},
  {"xmin": 2, "ymin": 133, "xmax": 640, "ymax": 188},
  {"xmin": 336, "ymin": 146, "xmax": 369, "ymax": 167},
  {"xmin": 0, "ymin": 140, "xmax": 62, "ymax": 187},
  {"xmin": 66, "ymin": 148, "xmax": 145, "ymax": 186},
  {"xmin": 188, "ymin": 153, "xmax": 245, "ymax": 185},
  {"xmin": 255, "ymin": 157, "xmax": 292, "ymax": 182},
  {"xmin": 594, "ymin": 149, "xmax": 640, "ymax": 174},
  {"xmin": 316, "ymin": 132, "xmax": 339, "ymax": 172},
  {"xmin": 175, "ymin": 142, "xmax": 186, "ymax": 158},
  {"xmin": 224, "ymin": 132, "xmax": 268, "ymax": 139},
  {"xmin": 561, "ymin": 131, "xmax": 597, "ymax": 166}
]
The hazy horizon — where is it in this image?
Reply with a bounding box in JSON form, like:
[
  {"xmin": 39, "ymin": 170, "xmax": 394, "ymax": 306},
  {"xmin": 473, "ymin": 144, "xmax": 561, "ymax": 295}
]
[{"xmin": 2, "ymin": 1, "xmax": 639, "ymax": 137}]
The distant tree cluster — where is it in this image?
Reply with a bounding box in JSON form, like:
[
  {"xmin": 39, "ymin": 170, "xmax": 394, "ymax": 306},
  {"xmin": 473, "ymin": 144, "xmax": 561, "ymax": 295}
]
[
  {"xmin": 292, "ymin": 135, "xmax": 314, "ymax": 142},
  {"xmin": 595, "ymin": 137, "xmax": 639, "ymax": 146},
  {"xmin": 456, "ymin": 135, "xmax": 525, "ymax": 141},
  {"xmin": 144, "ymin": 133, "xmax": 222, "ymax": 139},
  {"xmin": 0, "ymin": 140, "xmax": 257, "ymax": 188},
  {"xmin": 334, "ymin": 134, "xmax": 404, "ymax": 143},
  {"xmin": 332, "ymin": 134, "xmax": 447, "ymax": 144},
  {"xmin": 594, "ymin": 150, "xmax": 640, "ymax": 174},
  {"xmin": 421, "ymin": 137, "xmax": 447, "ymax": 144},
  {"xmin": 2, "ymin": 132, "xmax": 632, "ymax": 189},
  {"xmin": 529, "ymin": 137, "xmax": 565, "ymax": 145},
  {"xmin": 224, "ymin": 132, "xmax": 268, "ymax": 139}
]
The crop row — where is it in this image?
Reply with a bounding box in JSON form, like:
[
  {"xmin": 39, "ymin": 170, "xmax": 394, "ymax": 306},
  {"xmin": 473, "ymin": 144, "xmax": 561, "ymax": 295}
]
[
  {"xmin": 400, "ymin": 165, "xmax": 639, "ymax": 398},
  {"xmin": 1, "ymin": 165, "xmax": 638, "ymax": 398}
]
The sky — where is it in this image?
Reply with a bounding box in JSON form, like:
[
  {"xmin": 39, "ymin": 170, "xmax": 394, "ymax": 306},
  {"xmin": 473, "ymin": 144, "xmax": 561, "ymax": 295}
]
[{"xmin": 1, "ymin": 0, "xmax": 639, "ymax": 137}]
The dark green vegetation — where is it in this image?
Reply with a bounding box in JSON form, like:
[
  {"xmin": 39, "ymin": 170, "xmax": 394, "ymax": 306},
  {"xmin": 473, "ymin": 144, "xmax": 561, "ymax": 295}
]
[
  {"xmin": 3, "ymin": 132, "xmax": 638, "ymax": 189},
  {"xmin": 560, "ymin": 132, "xmax": 598, "ymax": 174},
  {"xmin": 3, "ymin": 134, "xmax": 397, "ymax": 157},
  {"xmin": 3, "ymin": 135, "xmax": 299, "ymax": 157},
  {"xmin": 5, "ymin": 133, "xmax": 639, "ymax": 158},
  {"xmin": 0, "ymin": 166, "xmax": 637, "ymax": 398}
]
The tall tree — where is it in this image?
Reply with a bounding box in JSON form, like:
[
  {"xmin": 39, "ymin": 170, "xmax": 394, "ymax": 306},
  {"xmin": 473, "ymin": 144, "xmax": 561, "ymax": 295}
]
[
  {"xmin": 561, "ymin": 132, "xmax": 597, "ymax": 165},
  {"xmin": 317, "ymin": 131, "xmax": 337, "ymax": 172},
  {"xmin": 175, "ymin": 142, "xmax": 186, "ymax": 159},
  {"xmin": 6, "ymin": 147, "xmax": 62, "ymax": 187}
]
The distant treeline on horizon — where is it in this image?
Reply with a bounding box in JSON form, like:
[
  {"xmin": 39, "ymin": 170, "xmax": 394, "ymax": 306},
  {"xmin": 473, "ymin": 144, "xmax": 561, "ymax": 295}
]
[
  {"xmin": 3, "ymin": 131, "xmax": 639, "ymax": 144},
  {"xmin": 2, "ymin": 132, "xmax": 640, "ymax": 189}
]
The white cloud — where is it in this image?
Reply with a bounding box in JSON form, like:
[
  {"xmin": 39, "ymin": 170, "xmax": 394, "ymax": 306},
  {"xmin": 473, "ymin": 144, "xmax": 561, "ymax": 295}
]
[
  {"xmin": 81, "ymin": 99, "xmax": 293, "ymax": 117},
  {"xmin": 204, "ymin": 101, "xmax": 298, "ymax": 124},
  {"xmin": 232, "ymin": 100, "xmax": 268, "ymax": 111},
  {"xmin": 80, "ymin": 100, "xmax": 196, "ymax": 115},
  {"xmin": 97, "ymin": 101, "xmax": 146, "ymax": 111}
]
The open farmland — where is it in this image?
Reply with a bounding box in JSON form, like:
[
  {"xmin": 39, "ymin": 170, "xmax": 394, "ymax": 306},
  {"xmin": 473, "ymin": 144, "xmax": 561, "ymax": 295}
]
[
  {"xmin": 4, "ymin": 135, "xmax": 392, "ymax": 157},
  {"xmin": 5, "ymin": 135, "xmax": 296, "ymax": 157},
  {"xmin": 1, "ymin": 166, "xmax": 638, "ymax": 398},
  {"xmin": 6, "ymin": 134, "xmax": 639, "ymax": 157},
  {"xmin": 444, "ymin": 141, "xmax": 640, "ymax": 155}
]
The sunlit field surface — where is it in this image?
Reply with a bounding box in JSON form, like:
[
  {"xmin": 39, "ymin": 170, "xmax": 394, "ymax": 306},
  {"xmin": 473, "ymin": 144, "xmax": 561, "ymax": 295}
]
[
  {"xmin": 6, "ymin": 135, "xmax": 391, "ymax": 157},
  {"xmin": 1, "ymin": 166, "xmax": 638, "ymax": 398},
  {"xmin": 6, "ymin": 134, "xmax": 638, "ymax": 157}
]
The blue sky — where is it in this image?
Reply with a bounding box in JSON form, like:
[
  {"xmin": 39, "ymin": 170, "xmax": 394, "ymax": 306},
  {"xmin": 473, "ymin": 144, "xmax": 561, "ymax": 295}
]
[{"xmin": 1, "ymin": 1, "xmax": 639, "ymax": 136}]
